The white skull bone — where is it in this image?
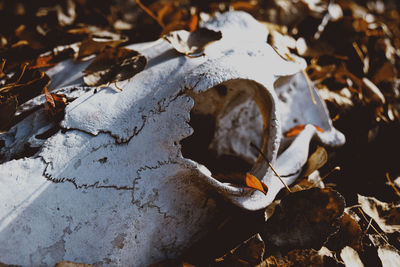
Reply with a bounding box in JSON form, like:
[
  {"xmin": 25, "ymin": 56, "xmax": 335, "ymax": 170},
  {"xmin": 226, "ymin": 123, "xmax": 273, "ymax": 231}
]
[{"xmin": 0, "ymin": 11, "xmax": 344, "ymax": 266}]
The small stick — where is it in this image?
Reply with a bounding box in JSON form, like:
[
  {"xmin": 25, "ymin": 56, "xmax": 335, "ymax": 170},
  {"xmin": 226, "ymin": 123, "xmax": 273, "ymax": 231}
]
[
  {"xmin": 358, "ymin": 207, "xmax": 390, "ymax": 245},
  {"xmin": 302, "ymin": 69, "xmax": 317, "ymax": 105},
  {"xmin": 385, "ymin": 172, "xmax": 400, "ymax": 197},
  {"xmin": 0, "ymin": 58, "xmax": 6, "ymax": 73},
  {"xmin": 310, "ymin": 166, "xmax": 341, "ymax": 188},
  {"xmin": 365, "ymin": 218, "xmax": 373, "ymax": 232},
  {"xmin": 250, "ymin": 143, "xmax": 291, "ymax": 193},
  {"xmin": 352, "ymin": 42, "xmax": 365, "ymax": 62},
  {"xmin": 114, "ymin": 81, "xmax": 123, "ymax": 91},
  {"xmin": 15, "ymin": 62, "xmax": 29, "ymax": 84}
]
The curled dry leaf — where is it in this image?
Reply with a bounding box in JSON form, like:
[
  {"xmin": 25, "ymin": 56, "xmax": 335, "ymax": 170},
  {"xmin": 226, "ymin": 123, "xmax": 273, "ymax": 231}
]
[
  {"xmin": 77, "ymin": 30, "xmax": 127, "ymax": 60},
  {"xmin": 340, "ymin": 246, "xmax": 363, "ymax": 267},
  {"xmin": 285, "ymin": 124, "xmax": 324, "ymax": 137},
  {"xmin": 44, "ymin": 87, "xmax": 68, "ymax": 118},
  {"xmin": 83, "ymin": 46, "xmax": 147, "ymax": 87},
  {"xmin": 303, "ymin": 146, "xmax": 328, "ymax": 178},
  {"xmin": 358, "ymin": 195, "xmax": 400, "ymax": 234},
  {"xmin": 260, "ymin": 188, "xmax": 345, "ymax": 254},
  {"xmin": 245, "ymin": 173, "xmax": 268, "ymax": 195},
  {"xmin": 212, "ymin": 173, "xmax": 268, "ymax": 195},
  {"xmin": 326, "ymin": 212, "xmax": 363, "ymax": 252},
  {"xmin": 163, "ymin": 28, "xmax": 222, "ymax": 57}
]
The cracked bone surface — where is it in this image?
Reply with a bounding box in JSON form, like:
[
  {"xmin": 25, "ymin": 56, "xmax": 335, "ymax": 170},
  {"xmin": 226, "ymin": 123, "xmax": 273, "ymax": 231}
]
[{"xmin": 0, "ymin": 11, "xmax": 345, "ymax": 266}]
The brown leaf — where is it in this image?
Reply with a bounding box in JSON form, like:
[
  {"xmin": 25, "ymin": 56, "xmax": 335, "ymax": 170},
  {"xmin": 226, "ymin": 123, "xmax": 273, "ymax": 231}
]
[
  {"xmin": 285, "ymin": 124, "xmax": 324, "ymax": 137},
  {"xmin": 260, "ymin": 188, "xmax": 345, "ymax": 253},
  {"xmin": 303, "ymin": 146, "xmax": 328, "ymax": 177},
  {"xmin": 30, "ymin": 55, "xmax": 55, "ymax": 69},
  {"xmin": 77, "ymin": 35, "xmax": 126, "ymax": 60},
  {"xmin": 164, "ymin": 28, "xmax": 222, "ymax": 57},
  {"xmin": 372, "ymin": 61, "xmax": 397, "ymax": 85},
  {"xmin": 326, "ymin": 212, "xmax": 363, "ymax": 252},
  {"xmin": 245, "ymin": 173, "xmax": 268, "ymax": 195},
  {"xmin": 231, "ymin": 234, "xmax": 265, "ymax": 266},
  {"xmin": 138, "ymin": 0, "xmax": 197, "ymax": 35},
  {"xmin": 44, "ymin": 87, "xmax": 68, "ymax": 118},
  {"xmin": 83, "ymin": 46, "xmax": 147, "ymax": 87},
  {"xmin": 358, "ymin": 195, "xmax": 400, "ymax": 234}
]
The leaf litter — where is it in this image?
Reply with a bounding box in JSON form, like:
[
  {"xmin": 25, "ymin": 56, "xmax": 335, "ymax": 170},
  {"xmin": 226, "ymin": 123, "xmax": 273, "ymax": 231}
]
[{"xmin": 83, "ymin": 46, "xmax": 147, "ymax": 87}]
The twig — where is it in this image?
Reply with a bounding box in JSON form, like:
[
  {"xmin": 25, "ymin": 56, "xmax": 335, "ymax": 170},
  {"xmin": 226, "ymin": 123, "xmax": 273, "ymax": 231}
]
[
  {"xmin": 310, "ymin": 166, "xmax": 341, "ymax": 188},
  {"xmin": 365, "ymin": 218, "xmax": 373, "ymax": 232},
  {"xmin": 114, "ymin": 81, "xmax": 122, "ymax": 91},
  {"xmin": 302, "ymin": 69, "xmax": 317, "ymax": 105},
  {"xmin": 15, "ymin": 62, "xmax": 29, "ymax": 84},
  {"xmin": 385, "ymin": 172, "xmax": 400, "ymax": 197},
  {"xmin": 0, "ymin": 58, "xmax": 6, "ymax": 73},
  {"xmin": 358, "ymin": 207, "xmax": 390, "ymax": 245},
  {"xmin": 352, "ymin": 42, "xmax": 365, "ymax": 62},
  {"xmin": 250, "ymin": 143, "xmax": 291, "ymax": 193}
]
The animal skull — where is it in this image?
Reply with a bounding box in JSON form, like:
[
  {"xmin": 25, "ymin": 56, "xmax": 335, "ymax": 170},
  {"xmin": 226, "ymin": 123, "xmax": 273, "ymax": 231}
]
[{"xmin": 0, "ymin": 11, "xmax": 344, "ymax": 266}]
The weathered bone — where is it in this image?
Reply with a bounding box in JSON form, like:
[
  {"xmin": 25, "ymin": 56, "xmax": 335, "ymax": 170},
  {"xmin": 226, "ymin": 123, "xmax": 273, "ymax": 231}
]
[{"xmin": 0, "ymin": 11, "xmax": 344, "ymax": 266}]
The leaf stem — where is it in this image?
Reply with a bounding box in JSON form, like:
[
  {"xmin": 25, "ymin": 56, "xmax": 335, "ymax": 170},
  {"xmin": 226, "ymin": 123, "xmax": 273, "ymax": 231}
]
[{"xmin": 250, "ymin": 143, "xmax": 291, "ymax": 193}]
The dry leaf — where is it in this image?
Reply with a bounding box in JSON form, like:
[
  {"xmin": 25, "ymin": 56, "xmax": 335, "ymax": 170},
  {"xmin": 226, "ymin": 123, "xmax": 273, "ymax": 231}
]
[
  {"xmin": 77, "ymin": 35, "xmax": 126, "ymax": 60},
  {"xmin": 326, "ymin": 212, "xmax": 363, "ymax": 252},
  {"xmin": 303, "ymin": 146, "xmax": 328, "ymax": 177},
  {"xmin": 362, "ymin": 77, "xmax": 386, "ymax": 104},
  {"xmin": 317, "ymin": 86, "xmax": 354, "ymax": 109},
  {"xmin": 260, "ymin": 188, "xmax": 345, "ymax": 253},
  {"xmin": 44, "ymin": 87, "xmax": 68, "ymax": 118},
  {"xmin": 212, "ymin": 173, "xmax": 268, "ymax": 195},
  {"xmin": 245, "ymin": 173, "xmax": 268, "ymax": 195},
  {"xmin": 358, "ymin": 195, "xmax": 400, "ymax": 234},
  {"xmin": 285, "ymin": 124, "xmax": 324, "ymax": 137},
  {"xmin": 372, "ymin": 61, "xmax": 397, "ymax": 84},
  {"xmin": 163, "ymin": 28, "xmax": 222, "ymax": 57},
  {"xmin": 83, "ymin": 46, "xmax": 147, "ymax": 87},
  {"xmin": 232, "ymin": 234, "xmax": 265, "ymax": 266},
  {"xmin": 340, "ymin": 246, "xmax": 363, "ymax": 267},
  {"xmin": 378, "ymin": 245, "xmax": 400, "ymax": 267}
]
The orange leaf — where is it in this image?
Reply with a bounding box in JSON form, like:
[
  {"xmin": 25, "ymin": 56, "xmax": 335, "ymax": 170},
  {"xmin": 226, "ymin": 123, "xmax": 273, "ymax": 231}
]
[
  {"xmin": 44, "ymin": 87, "xmax": 56, "ymax": 110},
  {"xmin": 30, "ymin": 55, "xmax": 55, "ymax": 69},
  {"xmin": 188, "ymin": 14, "xmax": 198, "ymax": 32},
  {"xmin": 285, "ymin": 124, "xmax": 325, "ymax": 137},
  {"xmin": 44, "ymin": 87, "xmax": 67, "ymax": 117},
  {"xmin": 245, "ymin": 173, "xmax": 268, "ymax": 195}
]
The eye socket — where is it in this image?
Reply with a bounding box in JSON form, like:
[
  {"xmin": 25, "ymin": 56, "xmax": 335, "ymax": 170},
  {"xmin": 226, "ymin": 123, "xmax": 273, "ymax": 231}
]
[{"xmin": 181, "ymin": 79, "xmax": 268, "ymax": 180}]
